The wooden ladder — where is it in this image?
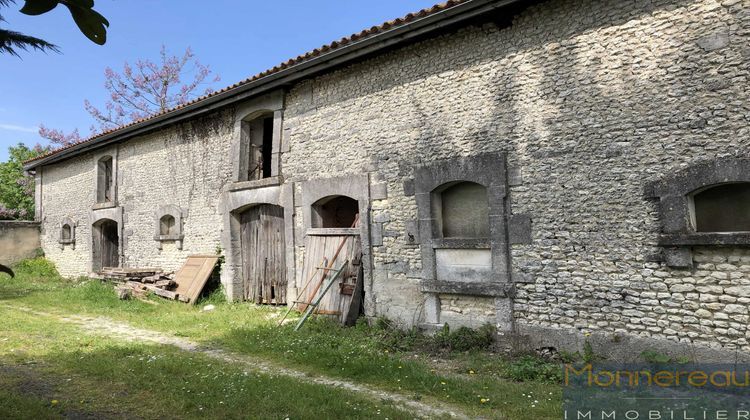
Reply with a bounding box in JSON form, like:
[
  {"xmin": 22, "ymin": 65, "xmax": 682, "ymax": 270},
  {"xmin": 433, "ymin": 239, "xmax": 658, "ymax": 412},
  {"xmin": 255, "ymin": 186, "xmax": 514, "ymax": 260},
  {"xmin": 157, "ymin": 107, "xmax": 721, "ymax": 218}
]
[{"xmin": 291, "ymin": 259, "xmax": 349, "ymax": 331}]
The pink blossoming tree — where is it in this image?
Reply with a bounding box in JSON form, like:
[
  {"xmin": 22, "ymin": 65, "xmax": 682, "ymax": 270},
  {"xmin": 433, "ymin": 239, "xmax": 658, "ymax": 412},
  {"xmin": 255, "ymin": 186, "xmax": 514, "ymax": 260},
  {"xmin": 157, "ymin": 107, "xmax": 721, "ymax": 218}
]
[{"xmin": 39, "ymin": 46, "xmax": 220, "ymax": 146}]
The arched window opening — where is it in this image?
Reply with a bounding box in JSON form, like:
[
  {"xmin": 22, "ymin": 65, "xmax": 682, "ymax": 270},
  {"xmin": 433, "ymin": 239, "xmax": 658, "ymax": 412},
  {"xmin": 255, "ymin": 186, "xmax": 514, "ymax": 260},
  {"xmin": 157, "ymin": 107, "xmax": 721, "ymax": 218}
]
[
  {"xmin": 312, "ymin": 195, "xmax": 359, "ymax": 228},
  {"xmin": 692, "ymin": 183, "xmax": 750, "ymax": 233},
  {"xmin": 241, "ymin": 112, "xmax": 274, "ymax": 181},
  {"xmin": 97, "ymin": 156, "xmax": 113, "ymax": 203},
  {"xmin": 160, "ymin": 215, "xmax": 176, "ymax": 236},
  {"xmin": 435, "ymin": 181, "xmax": 489, "ymax": 239},
  {"xmin": 61, "ymin": 224, "xmax": 72, "ymax": 241}
]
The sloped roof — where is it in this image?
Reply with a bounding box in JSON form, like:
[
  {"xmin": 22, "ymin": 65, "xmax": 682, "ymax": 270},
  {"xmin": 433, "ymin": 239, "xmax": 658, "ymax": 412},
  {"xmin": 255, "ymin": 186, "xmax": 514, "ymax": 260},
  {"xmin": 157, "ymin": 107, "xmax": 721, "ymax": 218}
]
[{"xmin": 25, "ymin": 0, "xmax": 516, "ymax": 169}]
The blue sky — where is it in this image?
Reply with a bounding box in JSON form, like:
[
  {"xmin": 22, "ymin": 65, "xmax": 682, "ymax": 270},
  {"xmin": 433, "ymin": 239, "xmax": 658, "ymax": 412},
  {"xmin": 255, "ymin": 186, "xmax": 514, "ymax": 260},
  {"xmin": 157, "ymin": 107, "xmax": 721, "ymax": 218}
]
[{"xmin": 0, "ymin": 0, "xmax": 438, "ymax": 161}]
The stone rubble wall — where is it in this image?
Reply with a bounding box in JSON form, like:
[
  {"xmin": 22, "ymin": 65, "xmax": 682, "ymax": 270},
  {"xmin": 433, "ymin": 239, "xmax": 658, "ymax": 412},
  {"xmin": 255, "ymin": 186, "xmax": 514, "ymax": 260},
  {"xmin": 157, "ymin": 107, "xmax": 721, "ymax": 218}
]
[
  {"xmin": 39, "ymin": 109, "xmax": 235, "ymax": 276},
  {"xmin": 37, "ymin": 0, "xmax": 750, "ymax": 356},
  {"xmin": 282, "ymin": 0, "xmax": 750, "ymax": 352}
]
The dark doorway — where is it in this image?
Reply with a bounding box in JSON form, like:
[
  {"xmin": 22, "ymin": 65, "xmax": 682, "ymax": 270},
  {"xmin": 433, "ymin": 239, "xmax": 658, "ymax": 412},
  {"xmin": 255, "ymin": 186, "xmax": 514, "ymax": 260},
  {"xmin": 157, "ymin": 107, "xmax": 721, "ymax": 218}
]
[
  {"xmin": 311, "ymin": 195, "xmax": 359, "ymax": 228},
  {"xmin": 92, "ymin": 219, "xmax": 119, "ymax": 272},
  {"xmin": 239, "ymin": 204, "xmax": 286, "ymax": 304}
]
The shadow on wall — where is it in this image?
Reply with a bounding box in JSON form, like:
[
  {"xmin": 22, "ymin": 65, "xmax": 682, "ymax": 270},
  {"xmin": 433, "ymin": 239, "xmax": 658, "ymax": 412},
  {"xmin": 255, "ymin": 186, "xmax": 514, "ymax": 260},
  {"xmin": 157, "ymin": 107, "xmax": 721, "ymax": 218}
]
[{"xmin": 0, "ymin": 221, "xmax": 41, "ymax": 266}]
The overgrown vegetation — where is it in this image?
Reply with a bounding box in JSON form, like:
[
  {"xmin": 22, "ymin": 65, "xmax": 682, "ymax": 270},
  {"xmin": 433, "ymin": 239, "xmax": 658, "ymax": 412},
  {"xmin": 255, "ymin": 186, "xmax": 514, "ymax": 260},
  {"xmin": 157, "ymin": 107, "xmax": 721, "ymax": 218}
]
[
  {"xmin": 373, "ymin": 318, "xmax": 496, "ymax": 354},
  {"xmin": 0, "ymin": 143, "xmax": 47, "ymax": 219},
  {"xmin": 641, "ymin": 349, "xmax": 690, "ymax": 365},
  {"xmin": 0, "ymin": 258, "xmax": 564, "ymax": 419},
  {"xmin": 503, "ymin": 355, "xmax": 563, "ymax": 384}
]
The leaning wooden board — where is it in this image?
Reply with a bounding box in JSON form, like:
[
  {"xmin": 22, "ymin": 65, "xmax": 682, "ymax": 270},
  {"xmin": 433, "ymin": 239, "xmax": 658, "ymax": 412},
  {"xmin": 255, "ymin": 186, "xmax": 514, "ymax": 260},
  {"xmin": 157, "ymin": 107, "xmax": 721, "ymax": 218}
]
[
  {"xmin": 173, "ymin": 255, "xmax": 220, "ymax": 304},
  {"xmin": 298, "ymin": 234, "xmax": 361, "ymax": 323}
]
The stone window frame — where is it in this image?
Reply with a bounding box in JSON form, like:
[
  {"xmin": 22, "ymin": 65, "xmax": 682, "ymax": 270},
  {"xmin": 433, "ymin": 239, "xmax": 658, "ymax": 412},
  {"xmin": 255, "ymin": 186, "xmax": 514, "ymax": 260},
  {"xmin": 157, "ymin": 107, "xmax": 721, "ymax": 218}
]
[
  {"xmin": 92, "ymin": 148, "xmax": 118, "ymax": 209},
  {"xmin": 230, "ymin": 90, "xmax": 284, "ymax": 192},
  {"xmin": 646, "ymin": 158, "xmax": 750, "ymax": 268},
  {"xmin": 414, "ymin": 153, "xmax": 510, "ymax": 297},
  {"xmin": 59, "ymin": 217, "xmax": 76, "ymax": 249},
  {"xmin": 154, "ymin": 204, "xmax": 185, "ymax": 250}
]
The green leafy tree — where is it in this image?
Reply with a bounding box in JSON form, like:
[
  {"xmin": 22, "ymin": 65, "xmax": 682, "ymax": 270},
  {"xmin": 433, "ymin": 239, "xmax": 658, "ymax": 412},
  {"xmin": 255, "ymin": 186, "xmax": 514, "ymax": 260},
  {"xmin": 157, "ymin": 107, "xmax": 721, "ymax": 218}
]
[
  {"xmin": 0, "ymin": 143, "xmax": 47, "ymax": 220},
  {"xmin": 0, "ymin": 0, "xmax": 109, "ymax": 56}
]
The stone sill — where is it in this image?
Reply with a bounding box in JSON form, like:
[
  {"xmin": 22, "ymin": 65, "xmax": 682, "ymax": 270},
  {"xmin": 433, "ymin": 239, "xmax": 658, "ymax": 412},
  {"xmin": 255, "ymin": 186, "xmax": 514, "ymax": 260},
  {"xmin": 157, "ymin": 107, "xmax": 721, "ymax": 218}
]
[
  {"xmin": 432, "ymin": 238, "xmax": 490, "ymax": 249},
  {"xmin": 58, "ymin": 240, "xmax": 75, "ymax": 244},
  {"xmin": 92, "ymin": 202, "xmax": 117, "ymax": 210},
  {"xmin": 420, "ymin": 280, "xmax": 507, "ymax": 297},
  {"xmin": 306, "ymin": 228, "xmax": 359, "ymax": 236},
  {"xmin": 154, "ymin": 235, "xmax": 184, "ymax": 241},
  {"xmin": 229, "ymin": 176, "xmax": 282, "ymax": 192},
  {"xmin": 659, "ymin": 232, "xmax": 750, "ymax": 246}
]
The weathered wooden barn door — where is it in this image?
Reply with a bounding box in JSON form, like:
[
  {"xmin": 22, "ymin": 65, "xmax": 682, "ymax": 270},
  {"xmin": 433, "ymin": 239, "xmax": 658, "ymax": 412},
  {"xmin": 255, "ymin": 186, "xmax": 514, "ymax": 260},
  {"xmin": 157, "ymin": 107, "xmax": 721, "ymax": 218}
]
[
  {"xmin": 298, "ymin": 233, "xmax": 362, "ymax": 323},
  {"xmin": 240, "ymin": 204, "xmax": 286, "ymax": 304},
  {"xmin": 93, "ymin": 219, "xmax": 119, "ymax": 272}
]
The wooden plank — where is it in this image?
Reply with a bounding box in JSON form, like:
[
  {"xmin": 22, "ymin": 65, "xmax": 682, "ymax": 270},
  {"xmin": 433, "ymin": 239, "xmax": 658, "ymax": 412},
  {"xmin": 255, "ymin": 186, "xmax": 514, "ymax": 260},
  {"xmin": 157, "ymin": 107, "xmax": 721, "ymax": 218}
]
[
  {"xmin": 343, "ymin": 263, "xmax": 365, "ymax": 326},
  {"xmin": 154, "ymin": 279, "xmax": 175, "ymax": 288},
  {"xmin": 150, "ymin": 288, "xmax": 179, "ymax": 300},
  {"xmin": 294, "ymin": 259, "xmax": 348, "ymax": 331},
  {"xmin": 298, "ymin": 233, "xmax": 362, "ymax": 320},
  {"xmin": 173, "ymin": 255, "xmax": 220, "ymax": 304}
]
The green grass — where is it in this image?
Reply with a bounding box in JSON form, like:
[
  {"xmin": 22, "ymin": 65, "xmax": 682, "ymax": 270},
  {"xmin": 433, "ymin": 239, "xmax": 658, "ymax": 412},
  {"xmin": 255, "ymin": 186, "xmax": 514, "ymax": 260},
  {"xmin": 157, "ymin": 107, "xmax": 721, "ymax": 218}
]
[
  {"xmin": 0, "ymin": 258, "xmax": 564, "ymax": 419},
  {"xmin": 0, "ymin": 301, "xmax": 413, "ymax": 419}
]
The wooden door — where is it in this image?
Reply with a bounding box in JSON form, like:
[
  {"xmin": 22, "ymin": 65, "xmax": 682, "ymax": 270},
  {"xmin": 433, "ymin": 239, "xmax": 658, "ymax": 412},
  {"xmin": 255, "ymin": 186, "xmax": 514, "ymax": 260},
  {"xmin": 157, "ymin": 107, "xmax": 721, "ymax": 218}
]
[
  {"xmin": 102, "ymin": 221, "xmax": 119, "ymax": 269},
  {"xmin": 240, "ymin": 204, "xmax": 286, "ymax": 304},
  {"xmin": 298, "ymin": 234, "xmax": 362, "ymax": 323},
  {"xmin": 93, "ymin": 219, "xmax": 119, "ymax": 272}
]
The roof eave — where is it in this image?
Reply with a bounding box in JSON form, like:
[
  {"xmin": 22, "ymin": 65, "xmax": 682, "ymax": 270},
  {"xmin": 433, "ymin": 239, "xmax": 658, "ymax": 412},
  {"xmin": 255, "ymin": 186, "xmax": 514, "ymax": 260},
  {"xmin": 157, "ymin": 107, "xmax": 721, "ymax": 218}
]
[{"xmin": 24, "ymin": 0, "xmax": 520, "ymax": 171}]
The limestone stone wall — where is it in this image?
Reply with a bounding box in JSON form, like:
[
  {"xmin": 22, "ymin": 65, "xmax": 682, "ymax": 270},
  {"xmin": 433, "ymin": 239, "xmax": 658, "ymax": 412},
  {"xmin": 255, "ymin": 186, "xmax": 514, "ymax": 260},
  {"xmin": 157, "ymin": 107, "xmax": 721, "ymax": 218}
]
[
  {"xmin": 39, "ymin": 109, "xmax": 235, "ymax": 277},
  {"xmin": 282, "ymin": 0, "xmax": 750, "ymax": 354},
  {"xmin": 40, "ymin": 153, "xmax": 97, "ymax": 277},
  {"xmin": 36, "ymin": 0, "xmax": 750, "ymax": 358},
  {"xmin": 116, "ymin": 110, "xmax": 235, "ymax": 272}
]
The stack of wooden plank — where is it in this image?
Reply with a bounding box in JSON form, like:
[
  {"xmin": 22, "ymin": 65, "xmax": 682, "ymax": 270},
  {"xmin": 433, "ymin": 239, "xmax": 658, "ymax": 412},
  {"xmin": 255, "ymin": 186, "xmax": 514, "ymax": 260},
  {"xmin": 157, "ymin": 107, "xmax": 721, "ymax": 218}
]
[
  {"xmin": 102, "ymin": 256, "xmax": 220, "ymax": 304},
  {"xmin": 101, "ymin": 267, "xmax": 162, "ymax": 282},
  {"xmin": 103, "ymin": 267, "xmax": 184, "ymax": 302}
]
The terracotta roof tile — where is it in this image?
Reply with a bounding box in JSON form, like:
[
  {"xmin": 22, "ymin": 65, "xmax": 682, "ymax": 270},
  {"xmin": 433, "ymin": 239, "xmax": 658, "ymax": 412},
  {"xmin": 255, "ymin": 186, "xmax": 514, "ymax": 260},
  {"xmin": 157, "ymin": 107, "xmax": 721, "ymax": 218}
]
[{"xmin": 25, "ymin": 0, "xmax": 470, "ymax": 165}]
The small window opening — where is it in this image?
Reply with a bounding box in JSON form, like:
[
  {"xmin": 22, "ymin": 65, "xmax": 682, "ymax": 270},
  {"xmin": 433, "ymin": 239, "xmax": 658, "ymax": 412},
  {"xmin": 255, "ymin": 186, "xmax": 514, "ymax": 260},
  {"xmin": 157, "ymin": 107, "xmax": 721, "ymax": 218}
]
[
  {"xmin": 160, "ymin": 215, "xmax": 176, "ymax": 236},
  {"xmin": 97, "ymin": 156, "xmax": 113, "ymax": 203},
  {"xmin": 436, "ymin": 181, "xmax": 489, "ymax": 238},
  {"xmin": 312, "ymin": 195, "xmax": 359, "ymax": 228},
  {"xmin": 61, "ymin": 224, "xmax": 72, "ymax": 241},
  {"xmin": 242, "ymin": 113, "xmax": 274, "ymax": 181},
  {"xmin": 692, "ymin": 183, "xmax": 750, "ymax": 232}
]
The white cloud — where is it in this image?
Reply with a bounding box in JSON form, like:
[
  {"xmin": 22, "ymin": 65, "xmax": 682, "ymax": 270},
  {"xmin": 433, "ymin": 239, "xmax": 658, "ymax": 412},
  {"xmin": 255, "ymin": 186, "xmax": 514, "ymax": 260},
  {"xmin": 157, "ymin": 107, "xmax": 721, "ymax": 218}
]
[{"xmin": 0, "ymin": 123, "xmax": 38, "ymax": 133}]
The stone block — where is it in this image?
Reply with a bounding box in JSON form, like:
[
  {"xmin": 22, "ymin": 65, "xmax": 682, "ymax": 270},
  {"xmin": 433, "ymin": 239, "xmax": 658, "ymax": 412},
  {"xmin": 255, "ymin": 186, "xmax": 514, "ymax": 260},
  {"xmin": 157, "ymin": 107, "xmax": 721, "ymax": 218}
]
[{"xmin": 370, "ymin": 182, "xmax": 388, "ymax": 201}]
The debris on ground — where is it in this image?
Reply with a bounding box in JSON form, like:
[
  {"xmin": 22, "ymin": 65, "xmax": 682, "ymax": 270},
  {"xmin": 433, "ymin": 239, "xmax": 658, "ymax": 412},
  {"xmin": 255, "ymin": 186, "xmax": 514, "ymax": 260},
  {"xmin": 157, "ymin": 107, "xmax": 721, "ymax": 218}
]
[
  {"xmin": 102, "ymin": 255, "xmax": 219, "ymax": 305},
  {"xmin": 102, "ymin": 267, "xmax": 183, "ymax": 302}
]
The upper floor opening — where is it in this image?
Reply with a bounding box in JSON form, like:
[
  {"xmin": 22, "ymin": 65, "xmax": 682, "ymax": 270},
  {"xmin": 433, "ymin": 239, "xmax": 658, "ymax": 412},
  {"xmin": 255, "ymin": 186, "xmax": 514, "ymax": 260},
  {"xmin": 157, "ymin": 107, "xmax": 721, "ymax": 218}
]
[
  {"xmin": 239, "ymin": 112, "xmax": 274, "ymax": 181},
  {"xmin": 96, "ymin": 155, "xmax": 114, "ymax": 203}
]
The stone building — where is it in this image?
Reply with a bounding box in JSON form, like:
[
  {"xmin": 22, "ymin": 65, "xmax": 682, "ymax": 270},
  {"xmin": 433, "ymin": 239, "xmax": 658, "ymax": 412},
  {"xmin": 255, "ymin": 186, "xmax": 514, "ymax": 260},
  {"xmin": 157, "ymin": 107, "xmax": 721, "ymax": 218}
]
[{"xmin": 24, "ymin": 0, "xmax": 750, "ymax": 361}]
